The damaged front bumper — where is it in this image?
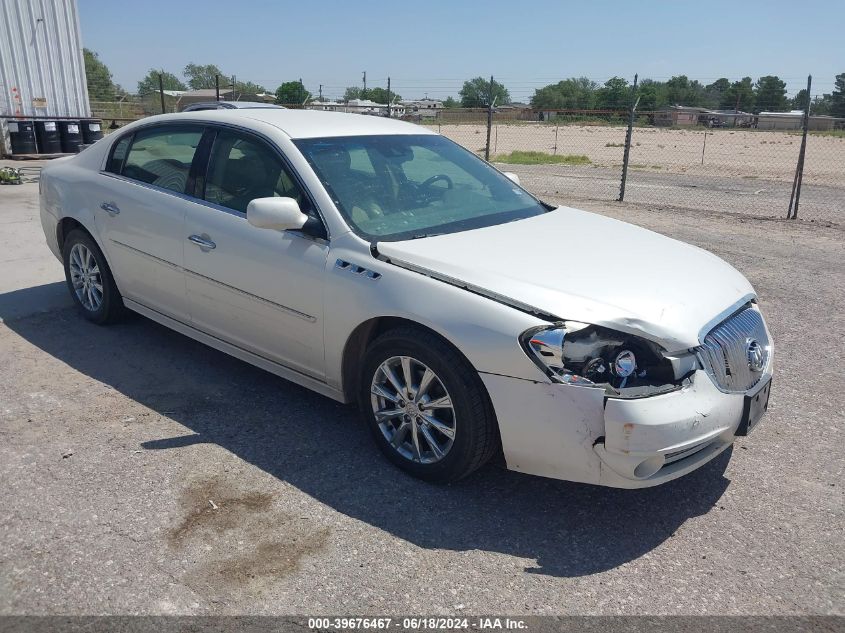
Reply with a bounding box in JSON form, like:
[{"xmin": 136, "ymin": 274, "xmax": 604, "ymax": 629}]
[{"xmin": 481, "ymin": 369, "xmax": 756, "ymax": 488}]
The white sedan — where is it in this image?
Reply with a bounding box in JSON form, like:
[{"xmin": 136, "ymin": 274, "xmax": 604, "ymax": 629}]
[{"xmin": 39, "ymin": 109, "xmax": 773, "ymax": 487}]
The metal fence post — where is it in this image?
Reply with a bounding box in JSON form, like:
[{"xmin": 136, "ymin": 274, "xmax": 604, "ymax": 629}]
[
  {"xmin": 158, "ymin": 73, "xmax": 166, "ymax": 113},
  {"xmin": 617, "ymin": 73, "xmax": 639, "ymax": 202},
  {"xmin": 485, "ymin": 75, "xmax": 494, "ymax": 161},
  {"xmin": 788, "ymin": 74, "xmax": 812, "ymax": 220}
]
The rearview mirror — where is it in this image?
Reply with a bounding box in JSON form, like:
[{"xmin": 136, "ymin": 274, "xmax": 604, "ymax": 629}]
[
  {"xmin": 247, "ymin": 197, "xmax": 308, "ymax": 231},
  {"xmin": 503, "ymin": 172, "xmax": 520, "ymax": 186}
]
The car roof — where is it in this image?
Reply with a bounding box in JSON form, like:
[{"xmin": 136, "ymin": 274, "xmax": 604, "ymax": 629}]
[
  {"xmin": 182, "ymin": 101, "xmax": 285, "ymax": 111},
  {"xmin": 161, "ymin": 108, "xmax": 436, "ymax": 139}
]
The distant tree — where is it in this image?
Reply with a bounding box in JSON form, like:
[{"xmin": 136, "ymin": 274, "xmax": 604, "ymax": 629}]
[
  {"xmin": 636, "ymin": 79, "xmax": 666, "ymax": 111},
  {"xmin": 184, "ymin": 63, "xmax": 225, "ymax": 90},
  {"xmin": 721, "ymin": 77, "xmax": 755, "ymax": 112},
  {"xmin": 754, "ymin": 75, "xmax": 788, "ymax": 112},
  {"xmin": 830, "ymin": 72, "xmax": 845, "ymax": 118},
  {"xmin": 365, "ymin": 87, "xmax": 401, "ymax": 104},
  {"xmin": 84, "ymin": 48, "xmax": 117, "ymax": 101},
  {"xmin": 137, "ymin": 69, "xmax": 186, "ymax": 96},
  {"xmin": 237, "ymin": 80, "xmax": 267, "ymax": 95},
  {"xmin": 595, "ymin": 76, "xmax": 629, "ymax": 110},
  {"xmin": 809, "ymin": 94, "xmax": 833, "ymax": 116},
  {"xmin": 703, "ymin": 78, "xmax": 731, "ymax": 108},
  {"xmin": 791, "ymin": 89, "xmax": 810, "ymax": 111},
  {"xmin": 442, "ymin": 96, "xmax": 459, "ymax": 108},
  {"xmin": 275, "ymin": 81, "xmax": 311, "ymax": 105},
  {"xmin": 459, "ymin": 77, "xmax": 509, "ymax": 108},
  {"xmin": 663, "ymin": 75, "xmax": 704, "ymax": 106},
  {"xmin": 530, "ymin": 77, "xmax": 597, "ymax": 110},
  {"xmin": 342, "ymin": 86, "xmax": 363, "ymax": 101}
]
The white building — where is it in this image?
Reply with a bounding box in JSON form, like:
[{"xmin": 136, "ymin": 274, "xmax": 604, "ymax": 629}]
[
  {"xmin": 1, "ymin": 0, "xmax": 89, "ymax": 154},
  {"xmin": 401, "ymin": 98, "xmax": 443, "ymax": 118},
  {"xmin": 307, "ymin": 99, "xmax": 406, "ymax": 118},
  {"xmin": 756, "ymin": 110, "xmax": 840, "ymax": 131}
]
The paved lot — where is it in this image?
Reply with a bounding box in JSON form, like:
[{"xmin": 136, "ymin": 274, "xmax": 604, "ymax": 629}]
[{"xmin": 0, "ymin": 165, "xmax": 842, "ymax": 615}]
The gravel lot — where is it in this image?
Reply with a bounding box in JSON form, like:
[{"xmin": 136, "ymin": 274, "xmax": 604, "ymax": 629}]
[{"xmin": 0, "ymin": 162, "xmax": 842, "ymax": 615}]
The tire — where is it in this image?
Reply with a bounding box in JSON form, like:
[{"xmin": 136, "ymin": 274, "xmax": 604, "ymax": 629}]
[
  {"xmin": 62, "ymin": 229, "xmax": 124, "ymax": 324},
  {"xmin": 359, "ymin": 327, "xmax": 499, "ymax": 483}
]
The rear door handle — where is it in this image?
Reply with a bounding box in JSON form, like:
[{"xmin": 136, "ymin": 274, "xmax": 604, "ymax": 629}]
[
  {"xmin": 188, "ymin": 234, "xmax": 216, "ymax": 250},
  {"xmin": 100, "ymin": 202, "xmax": 120, "ymax": 216}
]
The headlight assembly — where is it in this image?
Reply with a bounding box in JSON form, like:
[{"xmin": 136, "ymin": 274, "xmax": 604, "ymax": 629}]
[{"xmin": 521, "ymin": 322, "xmax": 694, "ymax": 397}]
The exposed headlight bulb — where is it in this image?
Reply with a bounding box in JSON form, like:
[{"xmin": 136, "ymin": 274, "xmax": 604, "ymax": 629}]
[{"xmin": 613, "ymin": 350, "xmax": 637, "ymax": 377}]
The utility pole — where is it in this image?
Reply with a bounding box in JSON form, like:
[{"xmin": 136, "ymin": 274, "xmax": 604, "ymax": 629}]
[
  {"xmin": 362, "ymin": 71, "xmax": 367, "ymax": 99},
  {"xmin": 387, "ymin": 77, "xmax": 391, "ymax": 117},
  {"xmin": 319, "ymin": 84, "xmax": 323, "ymax": 101}
]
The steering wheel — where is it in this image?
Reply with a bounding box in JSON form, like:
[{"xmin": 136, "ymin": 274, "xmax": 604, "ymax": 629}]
[{"xmin": 420, "ymin": 174, "xmax": 454, "ymax": 191}]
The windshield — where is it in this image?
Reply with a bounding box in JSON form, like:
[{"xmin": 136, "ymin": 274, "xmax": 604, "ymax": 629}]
[{"xmin": 294, "ymin": 134, "xmax": 548, "ymax": 241}]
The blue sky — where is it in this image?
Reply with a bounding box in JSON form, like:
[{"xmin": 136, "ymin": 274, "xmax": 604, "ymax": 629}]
[{"xmin": 78, "ymin": 0, "xmax": 843, "ymax": 100}]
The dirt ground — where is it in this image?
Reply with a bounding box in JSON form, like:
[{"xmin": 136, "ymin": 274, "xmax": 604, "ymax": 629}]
[
  {"xmin": 0, "ymin": 165, "xmax": 843, "ymax": 616},
  {"xmin": 430, "ymin": 123, "xmax": 845, "ymax": 186},
  {"xmin": 426, "ymin": 123, "xmax": 845, "ymax": 224}
]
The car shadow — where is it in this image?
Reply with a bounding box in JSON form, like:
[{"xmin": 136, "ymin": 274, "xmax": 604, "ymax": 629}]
[{"xmin": 3, "ymin": 284, "xmax": 732, "ymax": 577}]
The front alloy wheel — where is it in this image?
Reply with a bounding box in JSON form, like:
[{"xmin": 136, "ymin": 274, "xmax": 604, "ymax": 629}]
[
  {"xmin": 360, "ymin": 327, "xmax": 499, "ymax": 483},
  {"xmin": 371, "ymin": 356, "xmax": 456, "ymax": 464}
]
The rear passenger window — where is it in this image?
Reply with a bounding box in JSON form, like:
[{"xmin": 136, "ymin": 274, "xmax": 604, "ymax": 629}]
[
  {"xmin": 121, "ymin": 127, "xmax": 203, "ymax": 194},
  {"xmin": 106, "ymin": 135, "xmax": 132, "ymax": 174},
  {"xmin": 204, "ymin": 130, "xmax": 310, "ymax": 214}
]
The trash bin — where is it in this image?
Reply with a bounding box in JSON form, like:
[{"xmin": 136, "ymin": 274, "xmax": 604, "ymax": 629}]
[
  {"xmin": 35, "ymin": 121, "xmax": 62, "ymax": 154},
  {"xmin": 7, "ymin": 120, "xmax": 37, "ymax": 155},
  {"xmin": 59, "ymin": 120, "xmax": 83, "ymax": 153},
  {"xmin": 81, "ymin": 119, "xmax": 104, "ymax": 144}
]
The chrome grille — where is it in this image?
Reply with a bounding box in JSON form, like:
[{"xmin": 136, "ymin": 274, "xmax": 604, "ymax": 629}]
[{"xmin": 698, "ymin": 305, "xmax": 771, "ymax": 393}]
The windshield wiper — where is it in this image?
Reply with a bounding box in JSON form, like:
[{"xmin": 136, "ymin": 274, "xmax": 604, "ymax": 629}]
[{"xmin": 410, "ymin": 232, "xmax": 444, "ymax": 239}]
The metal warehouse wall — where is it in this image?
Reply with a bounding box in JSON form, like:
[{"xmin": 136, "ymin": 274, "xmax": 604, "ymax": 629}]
[{"xmin": 0, "ymin": 0, "xmax": 90, "ymax": 152}]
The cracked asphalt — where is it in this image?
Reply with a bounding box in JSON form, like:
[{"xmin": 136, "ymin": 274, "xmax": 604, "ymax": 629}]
[{"xmin": 0, "ymin": 163, "xmax": 842, "ymax": 615}]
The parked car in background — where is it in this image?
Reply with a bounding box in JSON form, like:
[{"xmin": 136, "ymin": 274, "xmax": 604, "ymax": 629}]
[
  {"xmin": 180, "ymin": 101, "xmax": 285, "ymax": 112},
  {"xmin": 38, "ymin": 109, "xmax": 773, "ymax": 487}
]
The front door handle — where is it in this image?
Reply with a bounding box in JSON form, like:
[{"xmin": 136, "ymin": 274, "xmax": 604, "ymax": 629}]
[
  {"xmin": 188, "ymin": 234, "xmax": 216, "ymax": 250},
  {"xmin": 100, "ymin": 202, "xmax": 120, "ymax": 216}
]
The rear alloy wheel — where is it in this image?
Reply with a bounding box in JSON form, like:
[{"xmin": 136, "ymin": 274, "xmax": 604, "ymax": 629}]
[
  {"xmin": 360, "ymin": 327, "xmax": 499, "ymax": 483},
  {"xmin": 68, "ymin": 242, "xmax": 104, "ymax": 312},
  {"xmin": 62, "ymin": 229, "xmax": 124, "ymax": 324}
]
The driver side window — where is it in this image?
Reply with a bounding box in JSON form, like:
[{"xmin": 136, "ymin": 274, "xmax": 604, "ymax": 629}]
[{"xmin": 204, "ymin": 130, "xmax": 309, "ymax": 214}]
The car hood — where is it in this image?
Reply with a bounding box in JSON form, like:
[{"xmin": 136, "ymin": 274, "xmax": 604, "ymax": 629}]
[{"xmin": 376, "ymin": 207, "xmax": 754, "ymax": 351}]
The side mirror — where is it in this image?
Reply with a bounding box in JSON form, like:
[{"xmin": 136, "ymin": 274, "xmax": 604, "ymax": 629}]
[
  {"xmin": 247, "ymin": 197, "xmax": 308, "ymax": 231},
  {"xmin": 503, "ymin": 172, "xmax": 520, "ymax": 186}
]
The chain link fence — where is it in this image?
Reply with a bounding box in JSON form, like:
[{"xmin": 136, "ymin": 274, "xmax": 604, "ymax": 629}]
[
  {"xmin": 6, "ymin": 72, "xmax": 844, "ymax": 222},
  {"xmin": 425, "ymin": 107, "xmax": 843, "ymax": 222}
]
